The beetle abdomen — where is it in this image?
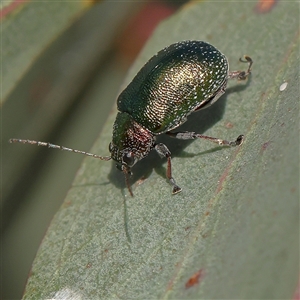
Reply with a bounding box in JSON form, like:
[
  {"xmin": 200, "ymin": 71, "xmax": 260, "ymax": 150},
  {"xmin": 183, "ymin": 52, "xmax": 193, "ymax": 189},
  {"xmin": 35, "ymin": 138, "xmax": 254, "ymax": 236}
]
[{"xmin": 117, "ymin": 41, "xmax": 229, "ymax": 134}]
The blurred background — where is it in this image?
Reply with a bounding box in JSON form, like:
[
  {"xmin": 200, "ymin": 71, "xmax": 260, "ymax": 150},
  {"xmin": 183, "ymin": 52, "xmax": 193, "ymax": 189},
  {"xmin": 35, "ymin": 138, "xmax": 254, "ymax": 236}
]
[{"xmin": 1, "ymin": 1, "xmax": 189, "ymax": 298}]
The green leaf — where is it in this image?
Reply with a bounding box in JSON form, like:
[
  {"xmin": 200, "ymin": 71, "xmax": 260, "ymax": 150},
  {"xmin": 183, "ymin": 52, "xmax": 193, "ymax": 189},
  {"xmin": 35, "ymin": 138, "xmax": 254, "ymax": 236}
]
[
  {"xmin": 1, "ymin": 3, "xmax": 142, "ymax": 299},
  {"xmin": 23, "ymin": 1, "xmax": 299, "ymax": 299},
  {"xmin": 1, "ymin": 1, "xmax": 88, "ymax": 104}
]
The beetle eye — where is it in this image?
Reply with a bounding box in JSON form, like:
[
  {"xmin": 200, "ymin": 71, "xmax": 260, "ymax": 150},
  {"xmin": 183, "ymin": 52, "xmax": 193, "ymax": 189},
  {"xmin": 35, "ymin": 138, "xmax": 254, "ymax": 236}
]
[{"xmin": 122, "ymin": 152, "xmax": 135, "ymax": 167}]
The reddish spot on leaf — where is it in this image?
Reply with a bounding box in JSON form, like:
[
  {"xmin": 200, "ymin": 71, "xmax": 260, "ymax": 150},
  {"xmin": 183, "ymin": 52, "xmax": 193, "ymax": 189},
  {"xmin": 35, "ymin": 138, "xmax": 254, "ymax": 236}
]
[
  {"xmin": 29, "ymin": 75, "xmax": 52, "ymax": 109},
  {"xmin": 0, "ymin": 0, "xmax": 28, "ymax": 19},
  {"xmin": 261, "ymin": 141, "xmax": 272, "ymax": 152},
  {"xmin": 293, "ymin": 276, "xmax": 300, "ymax": 300},
  {"xmin": 62, "ymin": 200, "xmax": 72, "ymax": 208},
  {"xmin": 115, "ymin": 2, "xmax": 176, "ymax": 65},
  {"xmin": 185, "ymin": 269, "xmax": 205, "ymax": 289},
  {"xmin": 254, "ymin": 0, "xmax": 278, "ymax": 14},
  {"xmin": 225, "ymin": 121, "xmax": 234, "ymax": 129}
]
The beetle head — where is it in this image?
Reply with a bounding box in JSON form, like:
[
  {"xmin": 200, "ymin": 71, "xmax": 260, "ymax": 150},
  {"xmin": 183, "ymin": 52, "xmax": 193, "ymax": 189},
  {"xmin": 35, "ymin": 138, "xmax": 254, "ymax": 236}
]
[{"xmin": 109, "ymin": 112, "xmax": 155, "ymax": 173}]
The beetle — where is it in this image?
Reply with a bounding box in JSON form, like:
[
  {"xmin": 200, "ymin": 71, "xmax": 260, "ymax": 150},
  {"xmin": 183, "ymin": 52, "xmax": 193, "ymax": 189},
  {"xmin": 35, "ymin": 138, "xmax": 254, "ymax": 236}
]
[{"xmin": 10, "ymin": 40, "xmax": 252, "ymax": 196}]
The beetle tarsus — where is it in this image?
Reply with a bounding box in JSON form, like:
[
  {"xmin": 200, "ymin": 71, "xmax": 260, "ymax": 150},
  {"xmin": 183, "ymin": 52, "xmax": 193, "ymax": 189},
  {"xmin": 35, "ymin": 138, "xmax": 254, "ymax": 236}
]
[
  {"xmin": 123, "ymin": 166, "xmax": 134, "ymax": 197},
  {"xmin": 172, "ymin": 184, "xmax": 182, "ymax": 195},
  {"xmin": 233, "ymin": 134, "xmax": 244, "ymax": 146},
  {"xmin": 228, "ymin": 55, "xmax": 253, "ymax": 80},
  {"xmin": 154, "ymin": 143, "xmax": 182, "ymax": 195}
]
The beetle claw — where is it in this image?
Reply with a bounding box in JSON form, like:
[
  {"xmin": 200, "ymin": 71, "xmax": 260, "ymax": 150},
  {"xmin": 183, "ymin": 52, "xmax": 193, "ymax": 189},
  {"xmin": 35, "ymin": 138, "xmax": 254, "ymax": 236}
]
[{"xmin": 172, "ymin": 185, "xmax": 182, "ymax": 195}]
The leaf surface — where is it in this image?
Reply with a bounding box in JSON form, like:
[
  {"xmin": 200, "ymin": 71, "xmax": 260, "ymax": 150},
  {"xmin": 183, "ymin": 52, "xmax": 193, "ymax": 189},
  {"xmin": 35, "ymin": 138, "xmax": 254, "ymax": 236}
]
[
  {"xmin": 23, "ymin": 2, "xmax": 299, "ymax": 299},
  {"xmin": 1, "ymin": 1, "xmax": 89, "ymax": 104}
]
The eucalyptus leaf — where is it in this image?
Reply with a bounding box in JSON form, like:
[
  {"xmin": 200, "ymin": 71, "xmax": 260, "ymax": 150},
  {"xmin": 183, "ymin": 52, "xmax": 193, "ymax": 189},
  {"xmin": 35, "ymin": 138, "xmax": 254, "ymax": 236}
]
[
  {"xmin": 1, "ymin": 1, "xmax": 87, "ymax": 104},
  {"xmin": 23, "ymin": 1, "xmax": 299, "ymax": 299}
]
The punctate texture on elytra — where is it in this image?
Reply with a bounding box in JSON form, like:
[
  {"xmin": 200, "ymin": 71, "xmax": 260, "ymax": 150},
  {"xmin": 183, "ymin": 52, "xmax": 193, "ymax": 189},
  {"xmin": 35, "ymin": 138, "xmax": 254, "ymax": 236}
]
[{"xmin": 117, "ymin": 41, "xmax": 228, "ymax": 134}]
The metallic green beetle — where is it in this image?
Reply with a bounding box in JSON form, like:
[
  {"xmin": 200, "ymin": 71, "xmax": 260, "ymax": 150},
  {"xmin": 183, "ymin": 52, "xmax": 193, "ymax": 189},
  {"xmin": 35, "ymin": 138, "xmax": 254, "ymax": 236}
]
[{"xmin": 10, "ymin": 41, "xmax": 252, "ymax": 196}]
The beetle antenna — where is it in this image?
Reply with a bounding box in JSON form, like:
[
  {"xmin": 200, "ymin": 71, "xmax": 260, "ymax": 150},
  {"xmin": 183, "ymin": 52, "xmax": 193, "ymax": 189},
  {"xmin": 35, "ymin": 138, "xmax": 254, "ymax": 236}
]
[
  {"xmin": 9, "ymin": 138, "xmax": 111, "ymax": 161},
  {"xmin": 123, "ymin": 168, "xmax": 133, "ymax": 197}
]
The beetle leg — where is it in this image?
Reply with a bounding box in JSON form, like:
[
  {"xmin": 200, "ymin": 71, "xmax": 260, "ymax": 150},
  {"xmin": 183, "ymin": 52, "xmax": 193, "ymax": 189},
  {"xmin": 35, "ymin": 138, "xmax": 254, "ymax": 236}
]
[
  {"xmin": 122, "ymin": 165, "xmax": 134, "ymax": 197},
  {"xmin": 155, "ymin": 143, "xmax": 182, "ymax": 194},
  {"xmin": 228, "ymin": 55, "xmax": 253, "ymax": 80},
  {"xmin": 166, "ymin": 132, "xmax": 244, "ymax": 147}
]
